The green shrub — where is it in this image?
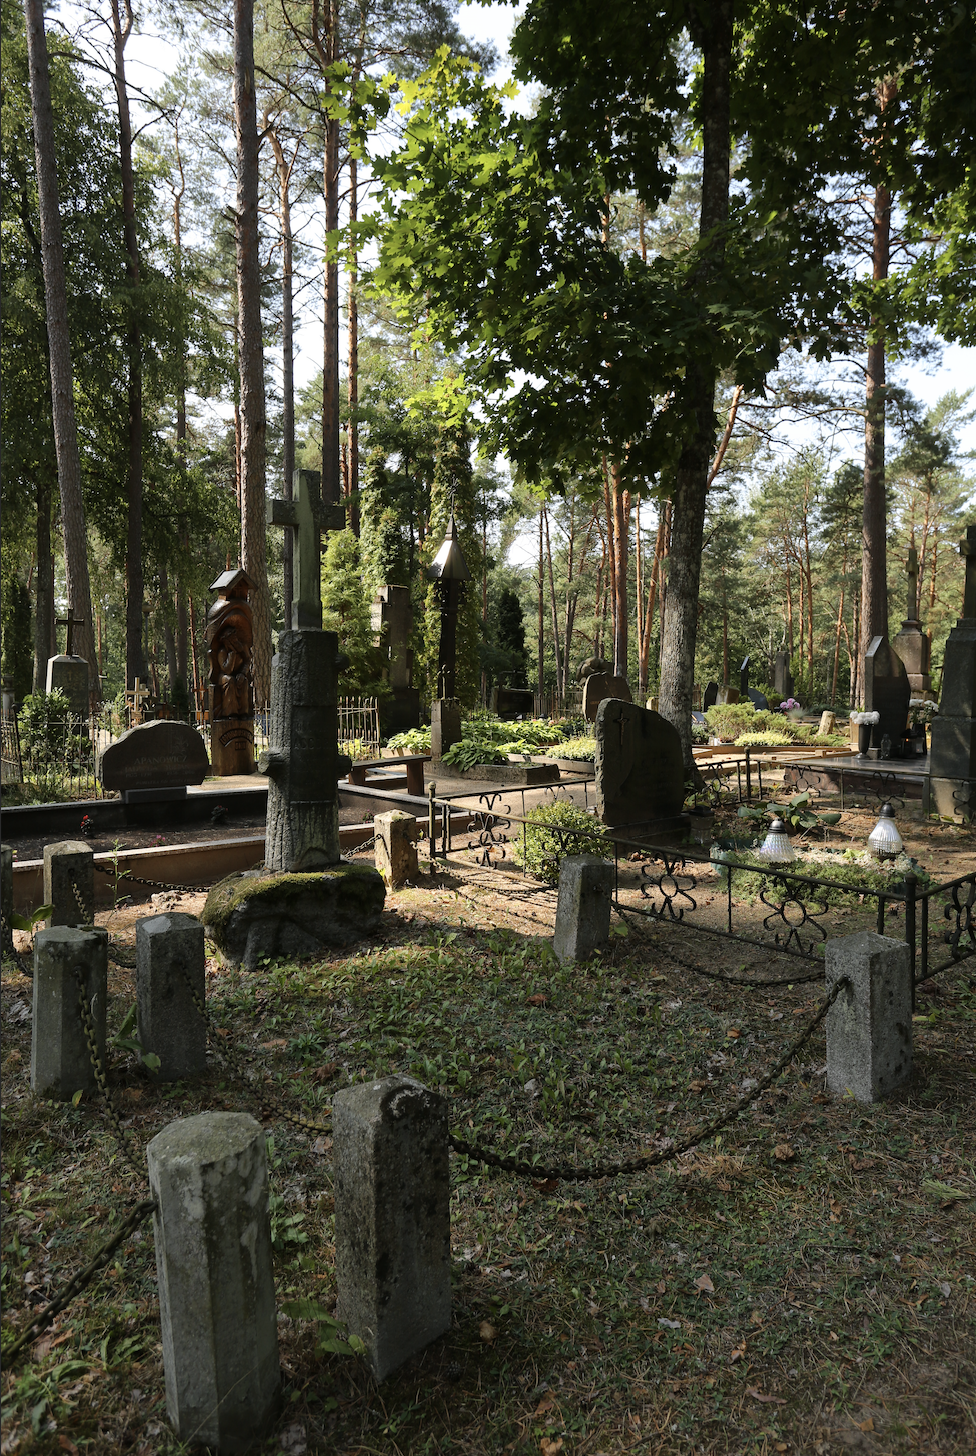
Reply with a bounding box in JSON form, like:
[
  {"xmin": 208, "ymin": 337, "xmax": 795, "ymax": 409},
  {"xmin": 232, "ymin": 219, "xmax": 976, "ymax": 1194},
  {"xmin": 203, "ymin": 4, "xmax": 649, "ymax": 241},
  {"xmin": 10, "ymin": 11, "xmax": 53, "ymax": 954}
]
[
  {"xmin": 441, "ymin": 738, "xmax": 508, "ymax": 770},
  {"xmin": 714, "ymin": 846, "xmax": 933, "ymax": 906},
  {"xmin": 552, "ymin": 736, "xmax": 596, "ymax": 761},
  {"xmin": 704, "ymin": 703, "xmax": 757, "ymax": 741},
  {"xmin": 691, "ymin": 718, "xmax": 710, "ymax": 744},
  {"xmin": 734, "ymin": 731, "xmax": 792, "ymax": 747},
  {"xmin": 387, "ymin": 727, "xmax": 431, "ymax": 755},
  {"xmin": 511, "ymin": 800, "xmax": 610, "ymax": 885}
]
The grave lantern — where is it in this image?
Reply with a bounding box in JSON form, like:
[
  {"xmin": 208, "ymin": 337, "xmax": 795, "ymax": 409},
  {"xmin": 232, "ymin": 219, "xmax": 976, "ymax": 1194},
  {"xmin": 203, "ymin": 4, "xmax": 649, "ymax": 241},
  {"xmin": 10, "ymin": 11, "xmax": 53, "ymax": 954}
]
[
  {"xmin": 757, "ymin": 816, "xmax": 796, "ymax": 863},
  {"xmin": 867, "ymin": 802, "xmax": 903, "ymax": 860},
  {"xmin": 426, "ymin": 514, "xmax": 471, "ymax": 701}
]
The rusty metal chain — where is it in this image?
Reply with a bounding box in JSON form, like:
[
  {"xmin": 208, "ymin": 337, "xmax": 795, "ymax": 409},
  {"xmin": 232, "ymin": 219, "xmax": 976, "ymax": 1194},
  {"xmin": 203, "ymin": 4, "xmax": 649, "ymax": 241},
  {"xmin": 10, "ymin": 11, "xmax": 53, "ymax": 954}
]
[
  {"xmin": 3, "ymin": 1197, "xmax": 157, "ymax": 1364},
  {"xmin": 178, "ymin": 966, "xmax": 333, "ymax": 1137},
  {"xmin": 93, "ymin": 862, "xmax": 215, "ymax": 897},
  {"xmin": 73, "ymin": 965, "xmax": 146, "ymax": 1181},
  {"xmin": 448, "ymin": 979, "xmax": 847, "ymax": 1183},
  {"xmin": 613, "ymin": 904, "xmax": 826, "ymax": 987},
  {"xmin": 70, "ymin": 874, "xmax": 92, "ymax": 925}
]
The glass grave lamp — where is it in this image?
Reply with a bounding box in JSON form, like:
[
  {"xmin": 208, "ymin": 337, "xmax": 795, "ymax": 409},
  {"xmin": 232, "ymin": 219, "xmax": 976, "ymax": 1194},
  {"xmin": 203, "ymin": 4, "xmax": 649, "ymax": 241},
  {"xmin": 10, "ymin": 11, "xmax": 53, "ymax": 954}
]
[
  {"xmin": 757, "ymin": 816, "xmax": 796, "ymax": 863},
  {"xmin": 867, "ymin": 802, "xmax": 903, "ymax": 860}
]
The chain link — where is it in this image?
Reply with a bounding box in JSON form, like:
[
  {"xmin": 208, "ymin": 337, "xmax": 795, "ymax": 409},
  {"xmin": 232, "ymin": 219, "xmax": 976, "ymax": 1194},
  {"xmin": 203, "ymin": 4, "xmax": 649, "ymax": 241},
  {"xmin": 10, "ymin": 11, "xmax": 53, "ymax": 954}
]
[
  {"xmin": 73, "ymin": 965, "xmax": 146, "ymax": 1181},
  {"xmin": 3, "ymin": 1199, "xmax": 157, "ymax": 1364},
  {"xmin": 93, "ymin": 862, "xmax": 215, "ymax": 897},
  {"xmin": 70, "ymin": 874, "xmax": 91, "ymax": 925},
  {"xmin": 178, "ymin": 966, "xmax": 333, "ymax": 1137},
  {"xmin": 448, "ymin": 979, "xmax": 847, "ymax": 1183}
]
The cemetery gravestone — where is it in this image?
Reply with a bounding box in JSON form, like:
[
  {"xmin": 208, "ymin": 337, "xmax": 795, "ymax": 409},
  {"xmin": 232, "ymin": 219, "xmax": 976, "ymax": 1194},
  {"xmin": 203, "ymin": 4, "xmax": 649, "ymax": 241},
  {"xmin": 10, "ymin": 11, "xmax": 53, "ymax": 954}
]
[
  {"xmin": 206, "ymin": 568, "xmax": 256, "ymax": 776},
  {"xmin": 715, "ymin": 686, "xmax": 740, "ymax": 705},
  {"xmin": 892, "ymin": 546, "xmax": 933, "ymax": 695},
  {"xmin": 371, "ymin": 585, "xmax": 420, "ymax": 731},
  {"xmin": 929, "ymin": 523, "xmax": 976, "ymax": 817},
  {"xmin": 491, "ymin": 685, "xmax": 536, "ymax": 720},
  {"xmin": 862, "ymin": 634, "xmax": 911, "ymax": 754},
  {"xmin": 431, "ymin": 697, "xmax": 462, "ymax": 760},
  {"xmin": 46, "ymin": 606, "xmax": 89, "ymax": 716},
  {"xmin": 702, "ymin": 681, "xmax": 719, "ymax": 712},
  {"xmin": 595, "ymin": 698, "xmax": 685, "ymax": 828},
  {"xmin": 740, "ymin": 656, "xmax": 750, "ymax": 697},
  {"xmin": 748, "ymin": 688, "xmax": 769, "ymax": 711},
  {"xmin": 582, "ymin": 672, "xmax": 632, "ymax": 722},
  {"xmin": 98, "ymin": 720, "xmax": 209, "ymax": 802}
]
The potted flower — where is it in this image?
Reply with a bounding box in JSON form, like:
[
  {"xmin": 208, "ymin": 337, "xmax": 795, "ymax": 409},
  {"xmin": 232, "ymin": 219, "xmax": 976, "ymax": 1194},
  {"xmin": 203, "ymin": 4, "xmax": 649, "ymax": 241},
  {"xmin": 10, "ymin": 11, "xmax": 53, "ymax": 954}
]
[{"xmin": 850, "ymin": 710, "xmax": 880, "ymax": 758}]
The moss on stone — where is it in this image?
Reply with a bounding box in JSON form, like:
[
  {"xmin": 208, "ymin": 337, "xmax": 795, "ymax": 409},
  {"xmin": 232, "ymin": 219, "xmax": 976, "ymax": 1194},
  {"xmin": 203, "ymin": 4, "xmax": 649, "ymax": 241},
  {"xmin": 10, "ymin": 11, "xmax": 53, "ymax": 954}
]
[{"xmin": 202, "ymin": 863, "xmax": 382, "ymax": 941}]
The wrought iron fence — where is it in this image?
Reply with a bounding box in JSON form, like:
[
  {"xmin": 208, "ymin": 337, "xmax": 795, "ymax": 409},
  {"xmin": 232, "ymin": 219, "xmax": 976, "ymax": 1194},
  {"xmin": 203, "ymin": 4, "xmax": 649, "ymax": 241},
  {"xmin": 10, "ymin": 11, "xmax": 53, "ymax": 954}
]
[
  {"xmin": 337, "ymin": 696, "xmax": 381, "ymax": 756},
  {"xmin": 423, "ymin": 790, "xmax": 975, "ymax": 999},
  {"xmin": 1, "ymin": 715, "xmax": 23, "ymax": 785}
]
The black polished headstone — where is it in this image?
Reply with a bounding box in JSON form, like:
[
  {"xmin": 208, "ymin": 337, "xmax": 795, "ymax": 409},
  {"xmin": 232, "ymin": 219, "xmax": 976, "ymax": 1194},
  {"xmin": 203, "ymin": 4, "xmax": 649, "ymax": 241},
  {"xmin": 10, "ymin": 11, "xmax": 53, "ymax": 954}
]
[
  {"xmin": 748, "ymin": 688, "xmax": 769, "ymax": 711},
  {"xmin": 595, "ymin": 699, "xmax": 685, "ymax": 827},
  {"xmin": 863, "ymin": 635, "xmax": 911, "ymax": 753},
  {"xmin": 702, "ymin": 681, "xmax": 719, "ymax": 711}
]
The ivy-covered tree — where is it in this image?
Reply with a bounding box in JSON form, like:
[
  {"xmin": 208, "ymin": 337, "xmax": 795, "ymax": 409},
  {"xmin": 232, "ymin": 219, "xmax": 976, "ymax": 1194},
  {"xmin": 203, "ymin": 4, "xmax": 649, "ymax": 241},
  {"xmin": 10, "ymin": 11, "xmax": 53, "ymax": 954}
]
[{"xmin": 417, "ymin": 422, "xmax": 482, "ymax": 708}]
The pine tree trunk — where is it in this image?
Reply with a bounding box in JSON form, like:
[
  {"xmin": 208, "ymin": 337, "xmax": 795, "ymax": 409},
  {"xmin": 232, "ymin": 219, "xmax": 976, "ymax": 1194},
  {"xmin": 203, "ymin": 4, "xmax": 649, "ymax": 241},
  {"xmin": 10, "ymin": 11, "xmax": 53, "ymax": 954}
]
[
  {"xmin": 23, "ymin": 0, "xmax": 98, "ymax": 691},
  {"xmin": 347, "ymin": 153, "xmax": 360, "ymax": 536},
  {"xmin": 234, "ymin": 0, "xmax": 271, "ymax": 703},
  {"xmin": 33, "ymin": 471, "xmax": 53, "ymax": 693},
  {"xmin": 658, "ymin": 0, "xmax": 732, "ymax": 770},
  {"xmin": 322, "ymin": 118, "xmax": 341, "ymax": 512},
  {"xmin": 270, "ymin": 129, "xmax": 296, "ymax": 625}
]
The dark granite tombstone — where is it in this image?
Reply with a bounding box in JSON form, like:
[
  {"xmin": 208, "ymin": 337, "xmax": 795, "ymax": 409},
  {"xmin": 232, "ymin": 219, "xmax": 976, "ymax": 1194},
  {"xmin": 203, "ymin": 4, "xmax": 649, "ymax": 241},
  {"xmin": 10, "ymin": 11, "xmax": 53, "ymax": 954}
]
[
  {"xmin": 863, "ymin": 635, "xmax": 911, "ymax": 753},
  {"xmin": 595, "ymin": 698, "xmax": 685, "ymax": 828},
  {"xmin": 715, "ymin": 686, "xmax": 740, "ymax": 705},
  {"xmin": 748, "ymin": 688, "xmax": 769, "ymax": 711},
  {"xmin": 702, "ymin": 681, "xmax": 719, "ymax": 712},
  {"xmin": 371, "ymin": 585, "xmax": 420, "ymax": 731},
  {"xmin": 46, "ymin": 656, "xmax": 89, "ymax": 717},
  {"xmin": 773, "ymin": 650, "xmax": 794, "ymax": 700},
  {"xmin": 491, "ymin": 686, "xmax": 536, "ymax": 720},
  {"xmin": 739, "ymin": 656, "xmax": 750, "ymax": 697},
  {"xmin": 929, "ymin": 523, "xmax": 976, "ymax": 816},
  {"xmin": 431, "ymin": 698, "xmax": 462, "ymax": 760},
  {"xmin": 582, "ymin": 673, "xmax": 632, "ymax": 722},
  {"xmin": 99, "ymin": 721, "xmax": 209, "ymax": 801}
]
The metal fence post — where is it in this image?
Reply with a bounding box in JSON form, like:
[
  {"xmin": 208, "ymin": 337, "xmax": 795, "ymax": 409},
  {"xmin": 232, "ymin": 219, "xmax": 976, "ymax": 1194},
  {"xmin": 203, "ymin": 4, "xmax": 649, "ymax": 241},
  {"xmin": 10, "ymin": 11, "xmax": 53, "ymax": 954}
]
[
  {"xmin": 903, "ymin": 873, "xmax": 917, "ymax": 1010},
  {"xmin": 428, "ymin": 783, "xmax": 437, "ymax": 875}
]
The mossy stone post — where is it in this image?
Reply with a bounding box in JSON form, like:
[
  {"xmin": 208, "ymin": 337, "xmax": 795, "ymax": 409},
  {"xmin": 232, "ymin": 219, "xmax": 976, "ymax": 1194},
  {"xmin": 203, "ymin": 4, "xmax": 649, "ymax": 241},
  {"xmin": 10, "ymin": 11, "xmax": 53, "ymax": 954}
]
[
  {"xmin": 825, "ymin": 931, "xmax": 913, "ymax": 1102},
  {"xmin": 31, "ymin": 925, "xmax": 108, "ymax": 1099},
  {"xmin": 258, "ymin": 629, "xmax": 352, "ymax": 870},
  {"xmin": 374, "ymin": 811, "xmax": 418, "ymax": 888},
  {"xmin": 148, "ymin": 1113, "xmax": 280, "ymax": 1452},
  {"xmin": 334, "ymin": 1075, "xmax": 451, "ymax": 1382},
  {"xmin": 136, "ymin": 913, "xmax": 207, "ymax": 1080},
  {"xmin": 43, "ymin": 841, "xmax": 94, "ymax": 926},
  {"xmin": 553, "ymin": 855, "xmax": 613, "ymax": 963}
]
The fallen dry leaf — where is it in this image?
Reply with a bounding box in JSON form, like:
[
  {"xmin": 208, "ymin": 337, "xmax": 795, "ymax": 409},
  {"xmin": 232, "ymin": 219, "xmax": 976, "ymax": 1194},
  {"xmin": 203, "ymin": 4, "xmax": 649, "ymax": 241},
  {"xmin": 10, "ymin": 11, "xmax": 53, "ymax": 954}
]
[
  {"xmin": 532, "ymin": 1179, "xmax": 560, "ymax": 1194},
  {"xmin": 856, "ymin": 1417, "xmax": 875, "ymax": 1433},
  {"xmin": 694, "ymin": 1273, "xmax": 715, "ymax": 1294},
  {"xmin": 730, "ymin": 1341, "xmax": 747, "ymax": 1362},
  {"xmin": 58, "ymin": 1438, "xmax": 80, "ymax": 1455},
  {"xmin": 534, "ymin": 1394, "xmax": 556, "ymax": 1416},
  {"xmin": 727, "ymin": 1028, "xmax": 741, "ymax": 1039},
  {"xmin": 260, "ymin": 1038, "xmax": 288, "ymax": 1049},
  {"xmin": 525, "ymin": 994, "xmax": 549, "ymax": 1007},
  {"xmin": 311, "ymin": 1137, "xmax": 332, "ymax": 1154},
  {"xmin": 774, "ymin": 1143, "xmax": 795, "ymax": 1162},
  {"xmin": 830, "ymin": 1199, "xmax": 843, "ymax": 1214},
  {"xmin": 746, "ymin": 1386, "xmax": 785, "ymax": 1404},
  {"xmin": 540, "ymin": 1440, "xmax": 563, "ymax": 1456},
  {"xmin": 479, "ymin": 1320, "xmax": 498, "ymax": 1342}
]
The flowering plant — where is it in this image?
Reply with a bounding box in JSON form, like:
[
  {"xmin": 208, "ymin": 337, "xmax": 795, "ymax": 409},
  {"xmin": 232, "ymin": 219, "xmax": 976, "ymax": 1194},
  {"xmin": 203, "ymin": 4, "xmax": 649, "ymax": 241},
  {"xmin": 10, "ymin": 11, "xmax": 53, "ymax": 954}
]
[
  {"xmin": 849, "ymin": 711, "xmax": 880, "ymax": 726},
  {"xmin": 781, "ymin": 698, "xmax": 801, "ymax": 711}
]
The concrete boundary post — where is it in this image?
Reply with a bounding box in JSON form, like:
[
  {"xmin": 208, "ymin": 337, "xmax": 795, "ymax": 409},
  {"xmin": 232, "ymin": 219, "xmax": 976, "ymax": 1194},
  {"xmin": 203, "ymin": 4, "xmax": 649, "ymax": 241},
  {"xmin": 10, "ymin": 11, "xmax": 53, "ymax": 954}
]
[
  {"xmin": 136, "ymin": 913, "xmax": 207, "ymax": 1080},
  {"xmin": 374, "ymin": 810, "xmax": 419, "ymax": 889},
  {"xmin": 553, "ymin": 854, "xmax": 613, "ymax": 963},
  {"xmin": 31, "ymin": 926, "xmax": 108, "ymax": 1099},
  {"xmin": 825, "ymin": 931, "xmax": 913, "ymax": 1103},
  {"xmin": 333, "ymin": 1074, "xmax": 450, "ymax": 1381},
  {"xmin": 147, "ymin": 1113, "xmax": 280, "ymax": 1452},
  {"xmin": 43, "ymin": 841, "xmax": 94, "ymax": 927}
]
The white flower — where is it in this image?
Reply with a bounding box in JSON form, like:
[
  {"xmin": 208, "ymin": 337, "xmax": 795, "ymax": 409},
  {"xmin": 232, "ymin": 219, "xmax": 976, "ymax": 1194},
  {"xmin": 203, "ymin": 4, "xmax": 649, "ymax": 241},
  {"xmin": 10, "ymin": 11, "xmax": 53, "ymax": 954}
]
[{"xmin": 850, "ymin": 711, "xmax": 880, "ymax": 726}]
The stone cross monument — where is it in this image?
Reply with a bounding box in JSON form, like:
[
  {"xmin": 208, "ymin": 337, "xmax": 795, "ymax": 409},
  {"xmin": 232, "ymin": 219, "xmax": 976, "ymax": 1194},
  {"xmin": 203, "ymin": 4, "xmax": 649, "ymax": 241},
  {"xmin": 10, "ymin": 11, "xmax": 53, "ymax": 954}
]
[
  {"xmin": 263, "ymin": 483, "xmax": 351, "ymax": 870},
  {"xmin": 46, "ymin": 605, "xmax": 89, "ymax": 715},
  {"xmin": 892, "ymin": 544, "xmax": 932, "ymax": 695},
  {"xmin": 929, "ymin": 523, "xmax": 976, "ymax": 817},
  {"xmin": 206, "ymin": 569, "xmax": 256, "ymax": 776}
]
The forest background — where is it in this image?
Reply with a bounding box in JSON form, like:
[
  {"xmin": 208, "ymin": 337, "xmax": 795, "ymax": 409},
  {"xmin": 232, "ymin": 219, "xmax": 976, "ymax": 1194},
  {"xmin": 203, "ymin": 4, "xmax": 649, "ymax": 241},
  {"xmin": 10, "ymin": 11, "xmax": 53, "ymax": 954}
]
[{"xmin": 2, "ymin": 0, "xmax": 974, "ymax": 743}]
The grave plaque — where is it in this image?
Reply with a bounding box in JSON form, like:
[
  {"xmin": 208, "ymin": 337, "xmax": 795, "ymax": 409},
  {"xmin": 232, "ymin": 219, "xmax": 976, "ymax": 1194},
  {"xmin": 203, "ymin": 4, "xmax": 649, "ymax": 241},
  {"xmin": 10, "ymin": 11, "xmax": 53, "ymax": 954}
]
[
  {"xmin": 98, "ymin": 720, "xmax": 209, "ymax": 795},
  {"xmin": 595, "ymin": 698, "xmax": 685, "ymax": 827},
  {"xmin": 863, "ymin": 635, "xmax": 911, "ymax": 753},
  {"xmin": 582, "ymin": 672, "xmax": 632, "ymax": 722}
]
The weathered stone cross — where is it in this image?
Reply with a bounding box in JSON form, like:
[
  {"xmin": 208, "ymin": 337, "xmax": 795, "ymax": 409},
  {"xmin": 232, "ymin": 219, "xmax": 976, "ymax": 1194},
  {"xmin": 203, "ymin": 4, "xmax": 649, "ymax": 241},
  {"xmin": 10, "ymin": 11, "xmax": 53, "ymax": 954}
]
[
  {"xmin": 905, "ymin": 545, "xmax": 920, "ymax": 621},
  {"xmin": 961, "ymin": 524, "xmax": 976, "ymax": 620},
  {"xmin": 267, "ymin": 470, "xmax": 322, "ymax": 630},
  {"xmin": 57, "ymin": 606, "xmax": 81, "ymax": 657}
]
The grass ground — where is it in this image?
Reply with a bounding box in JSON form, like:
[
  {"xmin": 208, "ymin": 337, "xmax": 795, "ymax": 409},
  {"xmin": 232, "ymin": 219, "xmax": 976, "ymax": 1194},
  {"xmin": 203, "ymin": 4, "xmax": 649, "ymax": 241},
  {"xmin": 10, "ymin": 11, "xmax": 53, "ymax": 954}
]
[{"xmin": 2, "ymin": 815, "xmax": 974, "ymax": 1456}]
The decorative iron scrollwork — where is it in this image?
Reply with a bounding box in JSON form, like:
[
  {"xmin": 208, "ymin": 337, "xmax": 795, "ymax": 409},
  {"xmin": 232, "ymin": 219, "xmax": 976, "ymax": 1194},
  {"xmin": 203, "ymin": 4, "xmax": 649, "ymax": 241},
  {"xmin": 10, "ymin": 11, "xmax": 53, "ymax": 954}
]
[
  {"xmin": 759, "ymin": 875, "xmax": 830, "ymax": 955},
  {"xmin": 467, "ymin": 792, "xmax": 511, "ymax": 867},
  {"xmin": 943, "ymin": 876, "xmax": 976, "ymax": 961},
  {"xmin": 790, "ymin": 766, "xmax": 825, "ymax": 799},
  {"xmin": 951, "ymin": 782, "xmax": 975, "ymax": 824},
  {"xmin": 638, "ymin": 855, "xmax": 698, "ymax": 921},
  {"xmin": 868, "ymin": 772, "xmax": 906, "ymax": 809}
]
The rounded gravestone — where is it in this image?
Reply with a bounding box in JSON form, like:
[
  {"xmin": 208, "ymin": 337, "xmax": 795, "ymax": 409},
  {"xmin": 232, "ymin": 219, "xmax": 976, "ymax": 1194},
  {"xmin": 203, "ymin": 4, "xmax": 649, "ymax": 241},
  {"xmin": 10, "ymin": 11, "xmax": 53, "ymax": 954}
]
[{"xmin": 98, "ymin": 720, "xmax": 210, "ymax": 792}]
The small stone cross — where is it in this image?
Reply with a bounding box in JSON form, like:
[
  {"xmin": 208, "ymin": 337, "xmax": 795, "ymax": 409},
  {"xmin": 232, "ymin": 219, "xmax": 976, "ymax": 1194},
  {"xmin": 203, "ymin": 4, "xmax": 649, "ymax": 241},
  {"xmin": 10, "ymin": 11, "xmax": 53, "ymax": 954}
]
[
  {"xmin": 267, "ymin": 471, "xmax": 322, "ymax": 630},
  {"xmin": 128, "ymin": 677, "xmax": 150, "ymax": 724},
  {"xmin": 961, "ymin": 524, "xmax": 976, "ymax": 620},
  {"xmin": 57, "ymin": 606, "xmax": 81, "ymax": 657},
  {"xmin": 905, "ymin": 545, "xmax": 920, "ymax": 621}
]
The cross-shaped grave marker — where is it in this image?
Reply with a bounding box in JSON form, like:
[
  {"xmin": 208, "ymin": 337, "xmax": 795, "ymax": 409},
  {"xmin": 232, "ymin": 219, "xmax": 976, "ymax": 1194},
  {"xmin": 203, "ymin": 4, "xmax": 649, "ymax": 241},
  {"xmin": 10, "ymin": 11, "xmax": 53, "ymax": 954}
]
[
  {"xmin": 905, "ymin": 545, "xmax": 920, "ymax": 621},
  {"xmin": 268, "ymin": 471, "xmax": 322, "ymax": 630},
  {"xmin": 960, "ymin": 523, "xmax": 976, "ymax": 620},
  {"xmin": 128, "ymin": 677, "xmax": 151, "ymax": 724},
  {"xmin": 56, "ymin": 606, "xmax": 82, "ymax": 657}
]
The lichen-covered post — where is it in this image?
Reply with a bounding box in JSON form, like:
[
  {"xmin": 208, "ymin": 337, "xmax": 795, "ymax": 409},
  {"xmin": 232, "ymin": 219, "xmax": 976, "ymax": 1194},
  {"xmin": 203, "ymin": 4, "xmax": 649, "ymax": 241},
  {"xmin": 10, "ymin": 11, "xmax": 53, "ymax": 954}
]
[
  {"xmin": 31, "ymin": 926, "xmax": 108, "ymax": 1099},
  {"xmin": 373, "ymin": 811, "xmax": 419, "ymax": 889},
  {"xmin": 553, "ymin": 855, "xmax": 613, "ymax": 963},
  {"xmin": 825, "ymin": 931, "xmax": 913, "ymax": 1102},
  {"xmin": 147, "ymin": 1113, "xmax": 280, "ymax": 1452},
  {"xmin": 43, "ymin": 841, "xmax": 94, "ymax": 926},
  {"xmin": 333, "ymin": 1075, "xmax": 451, "ymax": 1381},
  {"xmin": 136, "ymin": 913, "xmax": 207, "ymax": 1080}
]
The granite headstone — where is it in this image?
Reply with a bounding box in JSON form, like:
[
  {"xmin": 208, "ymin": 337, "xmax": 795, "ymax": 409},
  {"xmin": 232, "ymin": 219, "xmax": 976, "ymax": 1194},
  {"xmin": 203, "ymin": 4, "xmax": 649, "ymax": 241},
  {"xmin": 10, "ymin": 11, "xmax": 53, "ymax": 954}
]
[
  {"xmin": 748, "ymin": 688, "xmax": 769, "ymax": 711},
  {"xmin": 582, "ymin": 672, "xmax": 632, "ymax": 723},
  {"xmin": 929, "ymin": 523, "xmax": 976, "ymax": 816},
  {"xmin": 773, "ymin": 649, "xmax": 794, "ymax": 700},
  {"xmin": 595, "ymin": 698, "xmax": 685, "ymax": 828},
  {"xmin": 863, "ymin": 635, "xmax": 911, "ymax": 753},
  {"xmin": 702, "ymin": 681, "xmax": 719, "ymax": 712},
  {"xmin": 99, "ymin": 720, "xmax": 209, "ymax": 798}
]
